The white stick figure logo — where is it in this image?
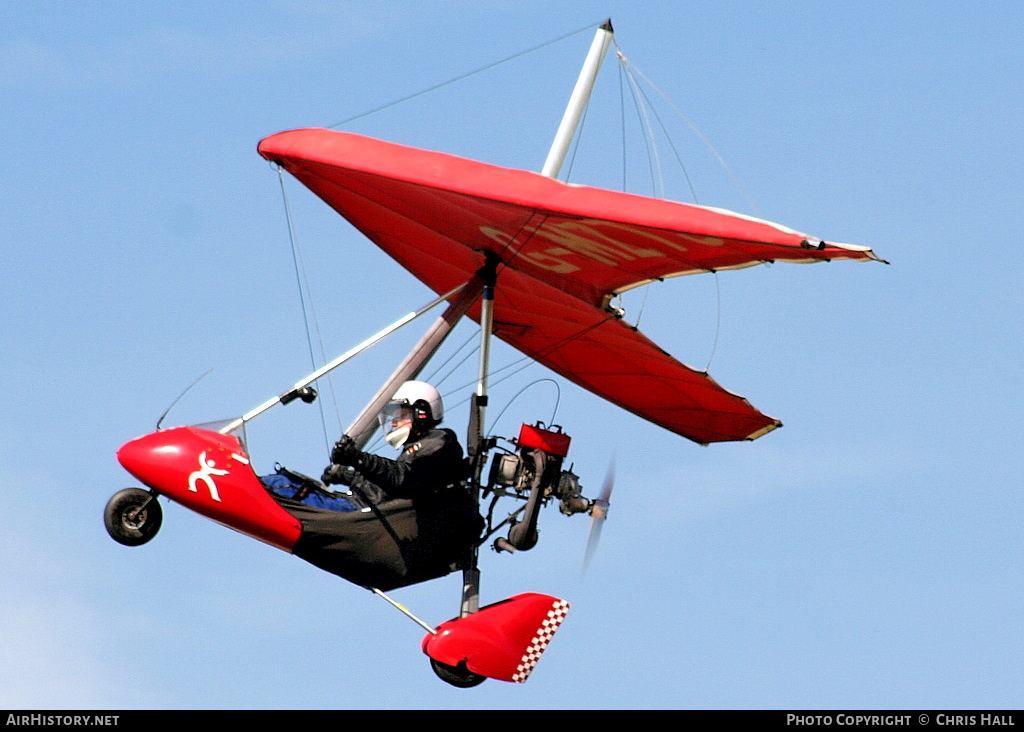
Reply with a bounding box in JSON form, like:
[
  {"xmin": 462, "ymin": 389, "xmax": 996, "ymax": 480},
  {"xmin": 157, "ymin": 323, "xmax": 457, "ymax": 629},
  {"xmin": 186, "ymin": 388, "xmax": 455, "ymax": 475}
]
[{"xmin": 188, "ymin": 451, "xmax": 229, "ymax": 502}]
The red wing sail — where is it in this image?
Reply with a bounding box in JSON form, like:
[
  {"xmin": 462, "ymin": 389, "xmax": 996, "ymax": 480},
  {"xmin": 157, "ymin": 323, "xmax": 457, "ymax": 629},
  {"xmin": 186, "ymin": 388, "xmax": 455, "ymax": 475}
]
[{"xmin": 258, "ymin": 129, "xmax": 882, "ymax": 444}]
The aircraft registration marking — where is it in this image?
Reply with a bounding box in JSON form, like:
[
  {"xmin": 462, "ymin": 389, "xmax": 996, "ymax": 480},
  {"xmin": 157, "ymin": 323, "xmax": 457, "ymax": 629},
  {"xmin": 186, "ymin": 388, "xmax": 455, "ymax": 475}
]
[{"xmin": 479, "ymin": 218, "xmax": 726, "ymax": 276}]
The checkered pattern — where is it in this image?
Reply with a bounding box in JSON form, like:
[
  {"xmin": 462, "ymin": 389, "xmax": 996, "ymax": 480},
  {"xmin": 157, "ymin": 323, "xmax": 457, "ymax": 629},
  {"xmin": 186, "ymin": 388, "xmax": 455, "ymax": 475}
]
[{"xmin": 512, "ymin": 599, "xmax": 570, "ymax": 683}]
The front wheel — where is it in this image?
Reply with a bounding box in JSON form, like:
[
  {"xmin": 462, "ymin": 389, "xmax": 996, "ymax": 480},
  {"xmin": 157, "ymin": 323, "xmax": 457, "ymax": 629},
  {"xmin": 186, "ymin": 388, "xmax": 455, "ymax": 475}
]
[
  {"xmin": 104, "ymin": 488, "xmax": 162, "ymax": 546},
  {"xmin": 429, "ymin": 658, "xmax": 486, "ymax": 688}
]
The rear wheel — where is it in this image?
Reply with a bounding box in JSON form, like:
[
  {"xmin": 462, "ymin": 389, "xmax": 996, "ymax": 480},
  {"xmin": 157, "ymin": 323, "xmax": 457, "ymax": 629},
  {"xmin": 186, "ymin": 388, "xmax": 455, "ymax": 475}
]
[
  {"xmin": 429, "ymin": 658, "xmax": 486, "ymax": 688},
  {"xmin": 104, "ymin": 488, "xmax": 162, "ymax": 546}
]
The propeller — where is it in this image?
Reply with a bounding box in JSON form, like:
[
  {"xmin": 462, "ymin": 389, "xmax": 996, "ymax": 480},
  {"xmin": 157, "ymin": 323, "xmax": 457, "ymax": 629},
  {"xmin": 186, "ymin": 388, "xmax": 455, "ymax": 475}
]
[{"xmin": 582, "ymin": 460, "xmax": 614, "ymax": 576}]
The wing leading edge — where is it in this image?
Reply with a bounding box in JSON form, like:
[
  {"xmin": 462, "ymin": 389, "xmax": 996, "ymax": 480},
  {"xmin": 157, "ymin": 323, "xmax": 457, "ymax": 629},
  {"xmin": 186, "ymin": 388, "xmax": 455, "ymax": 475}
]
[{"xmin": 257, "ymin": 128, "xmax": 882, "ymax": 444}]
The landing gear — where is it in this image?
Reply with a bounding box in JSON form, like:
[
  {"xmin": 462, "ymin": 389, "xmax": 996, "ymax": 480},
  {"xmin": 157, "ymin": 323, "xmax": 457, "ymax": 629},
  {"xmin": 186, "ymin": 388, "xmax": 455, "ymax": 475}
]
[
  {"xmin": 104, "ymin": 488, "xmax": 162, "ymax": 546},
  {"xmin": 429, "ymin": 658, "xmax": 486, "ymax": 688}
]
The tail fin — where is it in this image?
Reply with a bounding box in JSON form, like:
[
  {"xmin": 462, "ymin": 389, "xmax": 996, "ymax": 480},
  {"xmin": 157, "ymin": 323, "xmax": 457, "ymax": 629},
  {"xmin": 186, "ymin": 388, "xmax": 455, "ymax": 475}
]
[{"xmin": 422, "ymin": 593, "xmax": 570, "ymax": 683}]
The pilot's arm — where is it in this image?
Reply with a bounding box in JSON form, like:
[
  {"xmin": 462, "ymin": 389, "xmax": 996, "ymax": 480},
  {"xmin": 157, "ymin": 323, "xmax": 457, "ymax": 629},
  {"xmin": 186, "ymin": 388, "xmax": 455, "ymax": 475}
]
[{"xmin": 324, "ymin": 430, "xmax": 463, "ymax": 500}]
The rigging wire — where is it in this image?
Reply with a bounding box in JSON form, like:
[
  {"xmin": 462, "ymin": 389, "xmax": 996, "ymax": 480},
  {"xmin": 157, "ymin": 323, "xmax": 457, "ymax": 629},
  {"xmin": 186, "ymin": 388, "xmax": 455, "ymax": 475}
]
[
  {"xmin": 275, "ymin": 165, "xmax": 338, "ymax": 452},
  {"xmin": 618, "ymin": 51, "xmax": 664, "ymax": 200},
  {"xmin": 326, "ymin": 21, "xmax": 602, "ymax": 130},
  {"xmin": 618, "ymin": 60, "xmax": 627, "ymax": 191},
  {"xmin": 421, "ymin": 328, "xmax": 480, "ymax": 388},
  {"xmin": 562, "ymin": 96, "xmax": 589, "ymax": 182},
  {"xmin": 613, "ymin": 44, "xmax": 746, "ymax": 371},
  {"xmin": 613, "ymin": 48, "xmax": 660, "ymax": 328},
  {"xmin": 616, "ymin": 51, "xmax": 762, "ymax": 218},
  {"xmin": 617, "ymin": 47, "xmax": 698, "ymax": 204},
  {"xmin": 705, "ymin": 272, "xmax": 722, "ymax": 373}
]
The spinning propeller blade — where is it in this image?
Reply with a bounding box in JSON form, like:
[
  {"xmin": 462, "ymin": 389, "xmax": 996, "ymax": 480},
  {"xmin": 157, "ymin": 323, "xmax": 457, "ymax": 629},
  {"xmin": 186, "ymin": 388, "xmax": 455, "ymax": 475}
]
[{"xmin": 582, "ymin": 461, "xmax": 614, "ymax": 575}]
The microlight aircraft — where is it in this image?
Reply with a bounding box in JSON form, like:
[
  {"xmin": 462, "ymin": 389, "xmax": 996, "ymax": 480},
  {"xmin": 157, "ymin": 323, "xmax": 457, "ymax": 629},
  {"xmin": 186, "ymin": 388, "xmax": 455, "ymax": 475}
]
[{"xmin": 105, "ymin": 21, "xmax": 884, "ymax": 687}]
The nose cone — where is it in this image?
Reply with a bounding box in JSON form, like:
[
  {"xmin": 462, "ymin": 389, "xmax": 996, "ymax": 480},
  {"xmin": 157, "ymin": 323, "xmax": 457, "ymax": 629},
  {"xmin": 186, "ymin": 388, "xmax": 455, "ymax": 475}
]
[
  {"xmin": 115, "ymin": 425, "xmax": 301, "ymax": 551},
  {"xmin": 117, "ymin": 431, "xmax": 182, "ymax": 488}
]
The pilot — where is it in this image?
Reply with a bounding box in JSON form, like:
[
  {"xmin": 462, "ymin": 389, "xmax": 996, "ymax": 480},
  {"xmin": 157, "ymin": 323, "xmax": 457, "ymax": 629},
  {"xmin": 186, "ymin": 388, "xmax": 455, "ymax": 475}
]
[
  {"xmin": 280, "ymin": 380, "xmax": 482, "ymax": 586},
  {"xmin": 321, "ymin": 380, "xmax": 469, "ymax": 509}
]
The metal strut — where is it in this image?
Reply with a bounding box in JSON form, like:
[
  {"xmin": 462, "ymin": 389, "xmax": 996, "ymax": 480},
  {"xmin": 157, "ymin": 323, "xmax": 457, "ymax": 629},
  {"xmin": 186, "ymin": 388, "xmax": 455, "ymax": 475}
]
[
  {"xmin": 219, "ymin": 283, "xmax": 468, "ymax": 435},
  {"xmin": 462, "ymin": 252, "xmax": 501, "ymax": 618},
  {"xmin": 370, "ymin": 587, "xmax": 437, "ymax": 634}
]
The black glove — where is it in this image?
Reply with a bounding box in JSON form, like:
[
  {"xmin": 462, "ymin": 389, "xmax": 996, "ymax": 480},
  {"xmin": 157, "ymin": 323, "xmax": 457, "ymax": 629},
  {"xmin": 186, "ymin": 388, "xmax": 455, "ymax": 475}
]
[
  {"xmin": 322, "ymin": 464, "xmax": 356, "ymax": 486},
  {"xmin": 331, "ymin": 435, "xmax": 362, "ymax": 467}
]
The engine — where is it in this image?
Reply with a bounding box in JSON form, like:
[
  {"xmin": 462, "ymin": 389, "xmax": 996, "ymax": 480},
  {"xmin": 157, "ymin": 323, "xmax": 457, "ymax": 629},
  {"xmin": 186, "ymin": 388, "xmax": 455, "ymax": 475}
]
[{"xmin": 484, "ymin": 423, "xmax": 595, "ymax": 553}]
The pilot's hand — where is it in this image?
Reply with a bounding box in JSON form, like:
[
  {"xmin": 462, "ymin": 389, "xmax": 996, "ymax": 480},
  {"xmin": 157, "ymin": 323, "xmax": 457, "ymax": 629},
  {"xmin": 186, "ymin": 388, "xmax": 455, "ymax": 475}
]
[
  {"xmin": 322, "ymin": 464, "xmax": 354, "ymax": 486},
  {"xmin": 331, "ymin": 435, "xmax": 361, "ymax": 466}
]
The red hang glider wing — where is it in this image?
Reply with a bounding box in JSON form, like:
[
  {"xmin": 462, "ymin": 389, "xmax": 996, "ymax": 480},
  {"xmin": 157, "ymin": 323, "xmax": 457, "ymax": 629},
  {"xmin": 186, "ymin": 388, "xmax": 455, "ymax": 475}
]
[{"xmin": 257, "ymin": 129, "xmax": 882, "ymax": 444}]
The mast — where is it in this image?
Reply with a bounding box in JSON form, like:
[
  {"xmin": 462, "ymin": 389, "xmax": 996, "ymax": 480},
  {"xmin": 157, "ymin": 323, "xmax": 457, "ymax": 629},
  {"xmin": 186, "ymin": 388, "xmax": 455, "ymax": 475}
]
[
  {"xmin": 460, "ymin": 21, "xmax": 614, "ymax": 618},
  {"xmin": 540, "ymin": 19, "xmax": 614, "ymax": 179}
]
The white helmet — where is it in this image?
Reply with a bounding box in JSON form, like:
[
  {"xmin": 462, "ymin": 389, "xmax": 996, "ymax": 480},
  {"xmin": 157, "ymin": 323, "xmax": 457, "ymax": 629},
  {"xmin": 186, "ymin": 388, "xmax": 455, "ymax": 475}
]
[
  {"xmin": 380, "ymin": 381, "xmax": 444, "ymax": 448},
  {"xmin": 392, "ymin": 380, "xmax": 444, "ymax": 422}
]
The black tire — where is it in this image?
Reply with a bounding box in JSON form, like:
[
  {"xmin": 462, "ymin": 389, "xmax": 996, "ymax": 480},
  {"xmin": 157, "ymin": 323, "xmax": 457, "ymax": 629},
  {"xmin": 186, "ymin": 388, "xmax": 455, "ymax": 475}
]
[
  {"xmin": 429, "ymin": 658, "xmax": 486, "ymax": 688},
  {"xmin": 104, "ymin": 488, "xmax": 162, "ymax": 546}
]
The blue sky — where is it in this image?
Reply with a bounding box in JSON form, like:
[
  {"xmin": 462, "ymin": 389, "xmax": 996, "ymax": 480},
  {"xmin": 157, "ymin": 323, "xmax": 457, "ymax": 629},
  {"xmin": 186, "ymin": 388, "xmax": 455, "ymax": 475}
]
[{"xmin": 2, "ymin": 1, "xmax": 1022, "ymax": 710}]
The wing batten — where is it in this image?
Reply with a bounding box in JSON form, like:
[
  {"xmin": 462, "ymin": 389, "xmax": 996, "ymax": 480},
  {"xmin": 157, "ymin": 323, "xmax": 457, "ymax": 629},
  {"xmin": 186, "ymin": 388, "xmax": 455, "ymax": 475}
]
[{"xmin": 258, "ymin": 128, "xmax": 879, "ymax": 443}]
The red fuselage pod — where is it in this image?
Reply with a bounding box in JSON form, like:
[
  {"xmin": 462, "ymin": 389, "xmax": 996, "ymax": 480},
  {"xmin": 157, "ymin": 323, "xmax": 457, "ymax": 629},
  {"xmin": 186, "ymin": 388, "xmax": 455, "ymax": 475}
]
[
  {"xmin": 422, "ymin": 593, "xmax": 570, "ymax": 683},
  {"xmin": 116, "ymin": 426, "xmax": 302, "ymax": 551}
]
